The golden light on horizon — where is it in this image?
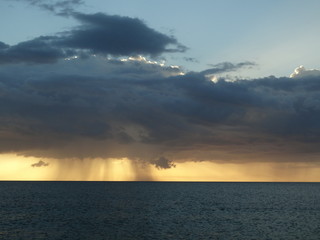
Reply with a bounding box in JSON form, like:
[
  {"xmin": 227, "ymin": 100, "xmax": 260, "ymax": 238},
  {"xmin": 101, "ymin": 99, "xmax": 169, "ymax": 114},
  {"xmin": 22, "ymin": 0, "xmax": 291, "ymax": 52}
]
[
  {"xmin": 0, "ymin": 154, "xmax": 54, "ymax": 181},
  {"xmin": 0, "ymin": 154, "xmax": 320, "ymax": 182},
  {"xmin": 151, "ymin": 161, "xmax": 320, "ymax": 182}
]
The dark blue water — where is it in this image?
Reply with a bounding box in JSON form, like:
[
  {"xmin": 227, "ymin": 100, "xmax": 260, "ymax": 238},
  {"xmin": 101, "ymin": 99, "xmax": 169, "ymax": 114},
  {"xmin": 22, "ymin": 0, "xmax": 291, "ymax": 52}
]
[{"xmin": 0, "ymin": 182, "xmax": 320, "ymax": 240}]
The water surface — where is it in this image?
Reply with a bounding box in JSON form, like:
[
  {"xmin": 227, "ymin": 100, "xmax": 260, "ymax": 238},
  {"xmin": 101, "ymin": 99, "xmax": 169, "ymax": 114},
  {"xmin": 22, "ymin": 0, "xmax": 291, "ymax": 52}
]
[{"xmin": 0, "ymin": 182, "xmax": 319, "ymax": 239}]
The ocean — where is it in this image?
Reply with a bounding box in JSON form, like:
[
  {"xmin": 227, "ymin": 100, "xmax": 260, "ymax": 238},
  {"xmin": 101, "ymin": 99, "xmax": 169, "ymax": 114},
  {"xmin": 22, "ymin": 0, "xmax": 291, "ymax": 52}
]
[{"xmin": 0, "ymin": 182, "xmax": 319, "ymax": 240}]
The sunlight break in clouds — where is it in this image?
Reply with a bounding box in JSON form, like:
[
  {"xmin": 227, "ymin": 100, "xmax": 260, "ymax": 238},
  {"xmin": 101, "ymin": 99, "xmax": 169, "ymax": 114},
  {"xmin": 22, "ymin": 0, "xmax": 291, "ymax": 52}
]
[{"xmin": 290, "ymin": 65, "xmax": 320, "ymax": 78}]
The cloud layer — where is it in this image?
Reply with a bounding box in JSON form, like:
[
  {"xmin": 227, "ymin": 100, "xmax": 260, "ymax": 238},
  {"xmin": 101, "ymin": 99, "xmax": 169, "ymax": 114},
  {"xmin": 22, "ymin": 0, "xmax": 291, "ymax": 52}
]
[
  {"xmin": 1, "ymin": 7, "xmax": 320, "ymax": 168},
  {"xmin": 0, "ymin": 55, "xmax": 320, "ymax": 165}
]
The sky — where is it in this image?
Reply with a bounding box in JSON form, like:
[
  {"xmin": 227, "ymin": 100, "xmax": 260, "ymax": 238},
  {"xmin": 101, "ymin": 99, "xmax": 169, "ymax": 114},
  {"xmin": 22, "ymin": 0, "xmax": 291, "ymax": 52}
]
[{"xmin": 0, "ymin": 0, "xmax": 320, "ymax": 181}]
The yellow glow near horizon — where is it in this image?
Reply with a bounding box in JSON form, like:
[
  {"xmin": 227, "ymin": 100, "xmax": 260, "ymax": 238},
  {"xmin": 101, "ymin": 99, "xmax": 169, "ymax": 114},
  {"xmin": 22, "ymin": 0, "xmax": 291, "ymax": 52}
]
[
  {"xmin": 0, "ymin": 154, "xmax": 54, "ymax": 180},
  {"xmin": 0, "ymin": 154, "xmax": 320, "ymax": 182},
  {"xmin": 0, "ymin": 154, "xmax": 148, "ymax": 181},
  {"xmin": 151, "ymin": 161, "xmax": 320, "ymax": 182}
]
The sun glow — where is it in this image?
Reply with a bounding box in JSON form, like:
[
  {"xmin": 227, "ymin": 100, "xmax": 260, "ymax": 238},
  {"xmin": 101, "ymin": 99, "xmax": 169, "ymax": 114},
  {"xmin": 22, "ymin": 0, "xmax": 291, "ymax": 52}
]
[
  {"xmin": 1, "ymin": 154, "xmax": 320, "ymax": 182},
  {"xmin": 0, "ymin": 154, "xmax": 54, "ymax": 180},
  {"xmin": 151, "ymin": 161, "xmax": 320, "ymax": 182},
  {"xmin": 0, "ymin": 155, "xmax": 149, "ymax": 181}
]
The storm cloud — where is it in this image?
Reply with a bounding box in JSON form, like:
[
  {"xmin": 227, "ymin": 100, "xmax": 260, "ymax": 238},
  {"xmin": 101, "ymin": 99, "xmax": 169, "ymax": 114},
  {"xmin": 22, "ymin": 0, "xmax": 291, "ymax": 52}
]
[
  {"xmin": 1, "ymin": 7, "xmax": 320, "ymax": 167},
  {"xmin": 0, "ymin": 56, "xmax": 320, "ymax": 165},
  {"xmin": 152, "ymin": 157, "xmax": 176, "ymax": 169},
  {"xmin": 0, "ymin": 12, "xmax": 185, "ymax": 64}
]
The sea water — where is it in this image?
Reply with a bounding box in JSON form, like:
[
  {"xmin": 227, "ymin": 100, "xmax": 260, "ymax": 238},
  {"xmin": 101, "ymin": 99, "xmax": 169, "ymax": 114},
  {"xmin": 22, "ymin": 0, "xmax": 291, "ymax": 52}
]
[{"xmin": 0, "ymin": 182, "xmax": 319, "ymax": 240}]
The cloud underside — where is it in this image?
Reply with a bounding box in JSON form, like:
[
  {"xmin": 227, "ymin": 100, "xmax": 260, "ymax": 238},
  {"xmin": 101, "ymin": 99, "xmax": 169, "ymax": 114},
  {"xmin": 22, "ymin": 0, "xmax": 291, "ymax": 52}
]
[
  {"xmin": 1, "ymin": 7, "xmax": 320, "ymax": 167},
  {"xmin": 0, "ymin": 12, "xmax": 185, "ymax": 64},
  {"xmin": 0, "ymin": 57, "xmax": 320, "ymax": 165}
]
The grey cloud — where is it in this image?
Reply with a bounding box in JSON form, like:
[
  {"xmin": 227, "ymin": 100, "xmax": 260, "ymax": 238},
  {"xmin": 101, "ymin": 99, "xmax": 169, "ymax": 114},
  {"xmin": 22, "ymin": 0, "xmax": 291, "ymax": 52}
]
[
  {"xmin": 31, "ymin": 160, "xmax": 49, "ymax": 167},
  {"xmin": 152, "ymin": 157, "xmax": 176, "ymax": 169},
  {"xmin": 183, "ymin": 57, "xmax": 198, "ymax": 63},
  {"xmin": 61, "ymin": 12, "xmax": 186, "ymax": 56},
  {"xmin": 202, "ymin": 61, "xmax": 256, "ymax": 75},
  {"xmin": 0, "ymin": 37, "xmax": 72, "ymax": 64},
  {"xmin": 0, "ymin": 60, "xmax": 320, "ymax": 164},
  {"xmin": 13, "ymin": 0, "xmax": 83, "ymax": 16},
  {"xmin": 0, "ymin": 42, "xmax": 9, "ymax": 49},
  {"xmin": 0, "ymin": 12, "xmax": 186, "ymax": 64}
]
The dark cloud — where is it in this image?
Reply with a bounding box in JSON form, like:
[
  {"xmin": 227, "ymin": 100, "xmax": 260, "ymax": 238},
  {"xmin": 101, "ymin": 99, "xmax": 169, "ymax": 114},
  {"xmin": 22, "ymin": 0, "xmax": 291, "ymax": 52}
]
[
  {"xmin": 201, "ymin": 61, "xmax": 256, "ymax": 75},
  {"xmin": 64, "ymin": 12, "xmax": 187, "ymax": 56},
  {"xmin": 31, "ymin": 160, "xmax": 49, "ymax": 167},
  {"xmin": 152, "ymin": 157, "xmax": 176, "ymax": 169},
  {"xmin": 0, "ymin": 42, "xmax": 9, "ymax": 49},
  {"xmin": 0, "ymin": 58, "xmax": 320, "ymax": 165},
  {"xmin": 0, "ymin": 37, "xmax": 71, "ymax": 64},
  {"xmin": 0, "ymin": 12, "xmax": 186, "ymax": 64}
]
